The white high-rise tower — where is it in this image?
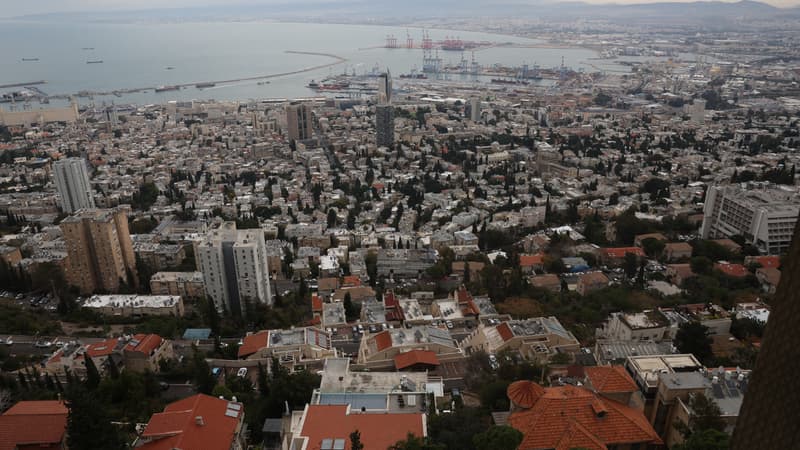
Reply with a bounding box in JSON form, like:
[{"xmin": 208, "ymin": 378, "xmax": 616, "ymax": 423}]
[{"xmin": 53, "ymin": 157, "xmax": 95, "ymax": 213}]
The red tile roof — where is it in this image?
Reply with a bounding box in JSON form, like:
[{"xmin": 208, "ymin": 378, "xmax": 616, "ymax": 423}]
[
  {"xmin": 373, "ymin": 330, "xmax": 393, "ymax": 352},
  {"xmin": 508, "ymin": 383, "xmax": 662, "ymax": 450},
  {"xmin": 602, "ymin": 247, "xmax": 646, "ymax": 259},
  {"xmin": 496, "ymin": 322, "xmax": 515, "ymax": 342},
  {"xmin": 85, "ymin": 337, "xmax": 122, "ymax": 358},
  {"xmin": 508, "ymin": 380, "xmax": 546, "ymax": 409},
  {"xmin": 715, "ymin": 262, "xmax": 749, "ymax": 278},
  {"xmin": 520, "ymin": 253, "xmax": 545, "ymax": 267},
  {"xmin": 750, "ymin": 256, "xmax": 781, "ymax": 269},
  {"xmin": 0, "ymin": 401, "xmax": 67, "ymax": 450},
  {"xmin": 584, "ymin": 366, "xmax": 638, "ymax": 394},
  {"xmin": 238, "ymin": 331, "xmax": 269, "ymax": 358},
  {"xmin": 342, "ymin": 275, "xmax": 362, "ymax": 287},
  {"xmin": 383, "ymin": 291, "xmax": 399, "ymax": 309},
  {"xmin": 139, "ymin": 394, "xmax": 243, "ymax": 450},
  {"xmin": 125, "ymin": 334, "xmax": 163, "ymax": 355},
  {"xmin": 456, "ymin": 286, "xmax": 473, "ymax": 303},
  {"xmin": 394, "ymin": 350, "xmax": 441, "ymax": 370},
  {"xmin": 298, "ymin": 405, "xmax": 425, "ymax": 450},
  {"xmin": 312, "ymin": 295, "xmax": 323, "ymax": 312}
]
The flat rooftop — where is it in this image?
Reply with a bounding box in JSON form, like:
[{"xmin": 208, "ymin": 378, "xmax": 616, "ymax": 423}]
[
  {"xmin": 84, "ymin": 294, "xmax": 181, "ymax": 309},
  {"xmin": 319, "ymin": 358, "xmax": 428, "ymax": 394}
]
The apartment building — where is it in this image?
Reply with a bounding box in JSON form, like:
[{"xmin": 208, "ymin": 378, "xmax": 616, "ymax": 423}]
[
  {"xmin": 53, "ymin": 157, "xmax": 95, "ymax": 213},
  {"xmin": 195, "ymin": 222, "xmax": 272, "ymax": 316},
  {"xmin": 701, "ymin": 184, "xmax": 799, "ymax": 255},
  {"xmin": 60, "ymin": 206, "xmax": 137, "ymax": 294}
]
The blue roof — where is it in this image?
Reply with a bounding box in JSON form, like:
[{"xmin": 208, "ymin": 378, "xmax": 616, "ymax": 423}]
[
  {"xmin": 317, "ymin": 393, "xmax": 388, "ymax": 410},
  {"xmin": 183, "ymin": 328, "xmax": 212, "ymax": 340}
]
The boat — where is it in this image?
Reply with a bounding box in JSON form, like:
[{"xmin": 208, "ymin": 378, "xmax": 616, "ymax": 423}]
[
  {"xmin": 195, "ymin": 82, "xmax": 216, "ymax": 89},
  {"xmin": 307, "ymin": 80, "xmax": 320, "ymax": 89},
  {"xmin": 257, "ymin": 81, "xmax": 270, "ymax": 85},
  {"xmin": 165, "ymin": 66, "xmax": 175, "ymax": 70},
  {"xmin": 155, "ymin": 85, "xmax": 180, "ymax": 92},
  {"xmin": 81, "ymin": 47, "xmax": 95, "ymax": 50},
  {"xmin": 21, "ymin": 58, "xmax": 39, "ymax": 62},
  {"xmin": 86, "ymin": 60, "xmax": 104, "ymax": 64}
]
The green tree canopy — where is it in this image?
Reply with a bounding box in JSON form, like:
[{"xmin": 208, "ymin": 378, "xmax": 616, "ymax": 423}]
[
  {"xmin": 472, "ymin": 425, "xmax": 523, "ymax": 450},
  {"xmin": 675, "ymin": 322, "xmax": 713, "ymax": 365}
]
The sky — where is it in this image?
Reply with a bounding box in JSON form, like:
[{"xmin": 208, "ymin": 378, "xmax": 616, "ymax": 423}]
[{"xmin": 2, "ymin": 0, "xmax": 798, "ymax": 17}]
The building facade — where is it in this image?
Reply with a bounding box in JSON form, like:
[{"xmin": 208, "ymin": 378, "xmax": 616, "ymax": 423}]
[
  {"xmin": 53, "ymin": 157, "xmax": 95, "ymax": 214},
  {"xmin": 701, "ymin": 184, "xmax": 799, "ymax": 255},
  {"xmin": 195, "ymin": 222, "xmax": 273, "ymax": 316},
  {"xmin": 375, "ymin": 104, "xmax": 395, "ymax": 147},
  {"xmin": 60, "ymin": 207, "xmax": 137, "ymax": 294},
  {"xmin": 286, "ymin": 102, "xmax": 313, "ymax": 141}
]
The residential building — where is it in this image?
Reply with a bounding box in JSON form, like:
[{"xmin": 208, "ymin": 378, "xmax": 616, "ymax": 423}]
[
  {"xmin": 529, "ymin": 273, "xmax": 562, "ymax": 292},
  {"xmin": 0, "ymin": 245, "xmax": 21, "ymax": 266},
  {"xmin": 506, "ymin": 380, "xmax": 662, "ymax": 450},
  {"xmin": 375, "ymin": 104, "xmax": 395, "ymax": 147},
  {"xmin": 701, "ymin": 184, "xmax": 799, "ymax": 255},
  {"xmin": 461, "ymin": 317, "xmax": 580, "ymax": 363},
  {"xmin": 0, "ymin": 400, "xmax": 68, "ymax": 450},
  {"xmin": 149, "ymin": 271, "xmax": 205, "ymax": 299},
  {"xmin": 654, "ymin": 367, "xmax": 749, "ymax": 447},
  {"xmin": 358, "ymin": 326, "xmax": 462, "ymax": 370},
  {"xmin": 625, "ymin": 354, "xmax": 704, "ymax": 419},
  {"xmin": 60, "ymin": 206, "xmax": 137, "ymax": 294},
  {"xmin": 136, "ymin": 394, "xmax": 245, "ymax": 450},
  {"xmin": 237, "ymin": 327, "xmax": 334, "ymax": 371},
  {"xmin": 598, "ymin": 246, "xmax": 646, "ymax": 266},
  {"xmin": 53, "ymin": 157, "xmax": 95, "ymax": 213},
  {"xmin": 376, "ymin": 249, "xmax": 436, "ymax": 277},
  {"xmin": 596, "ymin": 310, "xmax": 672, "ymax": 342},
  {"xmin": 123, "ymin": 334, "xmax": 175, "ymax": 373},
  {"xmin": 195, "ymin": 222, "xmax": 273, "ymax": 316},
  {"xmin": 83, "ymin": 294, "xmax": 185, "ymax": 317},
  {"xmin": 593, "ymin": 339, "xmax": 676, "ymax": 366},
  {"xmin": 286, "ymin": 404, "xmax": 425, "ymax": 450},
  {"xmin": 664, "ymin": 242, "xmax": 693, "ymax": 261},
  {"xmin": 577, "ymin": 271, "xmax": 609, "ymax": 295},
  {"xmin": 286, "ymin": 102, "xmax": 313, "ymax": 141}
]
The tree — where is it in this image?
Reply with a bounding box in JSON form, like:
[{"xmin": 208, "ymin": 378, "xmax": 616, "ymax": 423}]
[
  {"xmin": 389, "ymin": 434, "xmax": 446, "ymax": 450},
  {"xmin": 675, "ymin": 322, "xmax": 713, "ymax": 364},
  {"xmin": 350, "ymin": 430, "xmax": 364, "ymax": 450},
  {"xmin": 66, "ymin": 385, "xmax": 125, "ymax": 450},
  {"xmin": 84, "ymin": 355, "xmax": 101, "ymax": 390},
  {"xmin": 344, "ymin": 292, "xmax": 359, "ymax": 322},
  {"xmin": 642, "ymin": 237, "xmax": 665, "ymax": 259},
  {"xmin": 623, "ymin": 252, "xmax": 639, "ymax": 279},
  {"xmin": 472, "ymin": 426, "xmax": 524, "ymax": 450},
  {"xmin": 673, "ymin": 429, "xmax": 730, "ymax": 450},
  {"xmin": 191, "ymin": 348, "xmax": 216, "ymax": 395},
  {"xmin": 690, "ymin": 256, "xmax": 713, "ymax": 276},
  {"xmin": 327, "ymin": 208, "xmax": 337, "ymax": 229}
]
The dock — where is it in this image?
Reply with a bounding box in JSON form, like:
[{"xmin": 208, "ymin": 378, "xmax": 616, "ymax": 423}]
[{"xmin": 0, "ymin": 80, "xmax": 46, "ymax": 89}]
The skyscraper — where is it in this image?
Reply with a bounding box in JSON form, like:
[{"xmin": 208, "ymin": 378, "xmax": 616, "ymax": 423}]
[
  {"xmin": 285, "ymin": 102, "xmax": 313, "ymax": 142},
  {"xmin": 469, "ymin": 97, "xmax": 481, "ymax": 122},
  {"xmin": 53, "ymin": 157, "xmax": 95, "ymax": 214},
  {"xmin": 378, "ymin": 69, "xmax": 392, "ymax": 104},
  {"xmin": 195, "ymin": 222, "xmax": 273, "ymax": 316},
  {"xmin": 60, "ymin": 207, "xmax": 137, "ymax": 294},
  {"xmin": 731, "ymin": 218, "xmax": 800, "ymax": 449},
  {"xmin": 375, "ymin": 104, "xmax": 395, "ymax": 148}
]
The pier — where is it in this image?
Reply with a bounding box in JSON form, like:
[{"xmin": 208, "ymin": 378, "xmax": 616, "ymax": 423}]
[
  {"xmin": 47, "ymin": 51, "xmax": 347, "ymax": 100},
  {"xmin": 0, "ymin": 80, "xmax": 46, "ymax": 89}
]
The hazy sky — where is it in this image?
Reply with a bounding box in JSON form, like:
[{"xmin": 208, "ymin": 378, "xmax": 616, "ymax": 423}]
[{"xmin": 2, "ymin": 0, "xmax": 798, "ymax": 17}]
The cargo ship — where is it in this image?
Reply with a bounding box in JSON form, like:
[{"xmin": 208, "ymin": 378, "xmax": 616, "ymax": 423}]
[
  {"xmin": 490, "ymin": 78, "xmax": 529, "ymax": 86},
  {"xmin": 86, "ymin": 60, "xmax": 104, "ymax": 64},
  {"xmin": 21, "ymin": 58, "xmax": 39, "ymax": 62},
  {"xmin": 195, "ymin": 82, "xmax": 216, "ymax": 89},
  {"xmin": 155, "ymin": 85, "xmax": 180, "ymax": 92},
  {"xmin": 399, "ymin": 73, "xmax": 427, "ymax": 79}
]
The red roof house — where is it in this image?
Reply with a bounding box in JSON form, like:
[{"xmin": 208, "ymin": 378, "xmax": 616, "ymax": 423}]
[
  {"xmin": 137, "ymin": 394, "xmax": 245, "ymax": 450},
  {"xmin": 0, "ymin": 401, "xmax": 68, "ymax": 450},
  {"xmin": 394, "ymin": 350, "xmax": 441, "ymax": 371},
  {"xmin": 507, "ymin": 381, "xmax": 662, "ymax": 450},
  {"xmin": 292, "ymin": 405, "xmax": 425, "ymax": 450},
  {"xmin": 238, "ymin": 331, "xmax": 269, "ymax": 358},
  {"xmin": 715, "ymin": 262, "xmax": 749, "ymax": 278}
]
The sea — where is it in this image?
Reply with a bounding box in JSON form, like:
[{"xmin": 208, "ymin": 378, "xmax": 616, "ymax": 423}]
[{"xmin": 0, "ymin": 20, "xmax": 663, "ymax": 107}]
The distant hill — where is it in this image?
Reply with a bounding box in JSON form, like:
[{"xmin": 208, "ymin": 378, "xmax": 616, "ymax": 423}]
[{"xmin": 11, "ymin": 0, "xmax": 799, "ymax": 24}]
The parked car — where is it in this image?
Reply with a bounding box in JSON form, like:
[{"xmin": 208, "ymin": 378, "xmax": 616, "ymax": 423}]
[{"xmin": 237, "ymin": 368, "xmax": 248, "ymax": 378}]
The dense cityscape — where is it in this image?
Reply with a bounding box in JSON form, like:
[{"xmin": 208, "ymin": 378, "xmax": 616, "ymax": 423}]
[{"xmin": 1, "ymin": 3, "xmax": 799, "ymax": 450}]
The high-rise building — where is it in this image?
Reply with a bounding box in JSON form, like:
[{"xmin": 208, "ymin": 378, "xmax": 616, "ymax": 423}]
[
  {"xmin": 377, "ymin": 70, "xmax": 392, "ymax": 104},
  {"xmin": 285, "ymin": 102, "xmax": 313, "ymax": 141},
  {"xmin": 468, "ymin": 97, "xmax": 481, "ymax": 122},
  {"xmin": 195, "ymin": 222, "xmax": 273, "ymax": 316},
  {"xmin": 375, "ymin": 104, "xmax": 394, "ymax": 148},
  {"xmin": 700, "ymin": 184, "xmax": 799, "ymax": 255},
  {"xmin": 731, "ymin": 220, "xmax": 800, "ymax": 449},
  {"xmin": 60, "ymin": 207, "xmax": 137, "ymax": 294},
  {"xmin": 53, "ymin": 157, "xmax": 95, "ymax": 213}
]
